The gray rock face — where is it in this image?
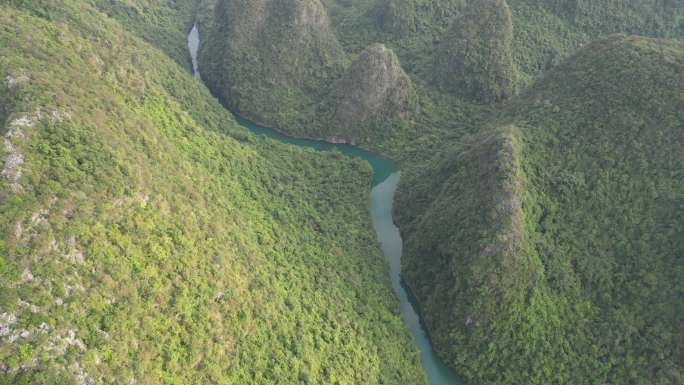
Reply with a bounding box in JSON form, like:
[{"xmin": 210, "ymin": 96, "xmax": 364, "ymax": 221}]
[
  {"xmin": 334, "ymin": 44, "xmax": 412, "ymax": 129},
  {"xmin": 5, "ymin": 75, "xmax": 30, "ymax": 90},
  {"xmin": 2, "ymin": 117, "xmax": 32, "ymax": 193}
]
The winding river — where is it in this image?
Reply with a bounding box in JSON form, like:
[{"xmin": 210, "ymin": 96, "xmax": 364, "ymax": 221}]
[{"xmin": 189, "ymin": 25, "xmax": 462, "ymax": 385}]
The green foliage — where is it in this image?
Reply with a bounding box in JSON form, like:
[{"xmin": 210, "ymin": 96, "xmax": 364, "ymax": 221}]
[
  {"xmin": 4, "ymin": 1, "xmax": 684, "ymax": 385},
  {"xmin": 197, "ymin": 0, "xmax": 684, "ymax": 156},
  {"xmin": 185, "ymin": 0, "xmax": 684, "ymax": 383},
  {"xmin": 398, "ymin": 35, "xmax": 684, "ymax": 385},
  {"xmin": 546, "ymin": 0, "xmax": 684, "ymax": 37},
  {"xmin": 0, "ymin": 2, "xmax": 426, "ymax": 384},
  {"xmin": 376, "ymin": 0, "xmax": 419, "ymax": 36},
  {"xmin": 505, "ymin": 0, "xmax": 684, "ymax": 84},
  {"xmin": 199, "ymin": 0, "xmax": 347, "ymax": 132},
  {"xmin": 89, "ymin": 0, "xmax": 197, "ymax": 67},
  {"xmin": 436, "ymin": 0, "xmax": 518, "ymax": 103}
]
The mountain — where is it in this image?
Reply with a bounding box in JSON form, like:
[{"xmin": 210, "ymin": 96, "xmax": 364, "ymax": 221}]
[
  {"xmin": 199, "ymin": 0, "xmax": 347, "ymax": 131},
  {"xmin": 332, "ymin": 43, "xmax": 415, "ymax": 143},
  {"xmin": 435, "ymin": 0, "xmax": 518, "ymax": 102},
  {"xmin": 0, "ymin": 2, "xmax": 426, "ymax": 384},
  {"xmin": 397, "ymin": 34, "xmax": 684, "ymax": 385},
  {"xmin": 197, "ymin": 0, "xmax": 684, "ymax": 150}
]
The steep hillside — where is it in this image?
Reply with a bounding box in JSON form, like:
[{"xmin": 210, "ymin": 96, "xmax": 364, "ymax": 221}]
[
  {"xmin": 375, "ymin": 0, "xmax": 465, "ymax": 40},
  {"xmin": 376, "ymin": 0, "xmax": 420, "ymax": 36},
  {"xmin": 0, "ymin": 2, "xmax": 427, "ymax": 384},
  {"xmin": 332, "ymin": 43, "xmax": 415, "ymax": 144},
  {"xmin": 89, "ymin": 0, "xmax": 197, "ymax": 67},
  {"xmin": 374, "ymin": 0, "xmax": 464, "ymax": 38},
  {"xmin": 397, "ymin": 35, "xmax": 684, "ymax": 385},
  {"xmin": 199, "ymin": 0, "xmax": 347, "ymax": 132},
  {"xmin": 542, "ymin": 0, "xmax": 684, "ymax": 37},
  {"xmin": 507, "ymin": 0, "xmax": 684, "ymax": 83},
  {"xmin": 194, "ymin": 0, "xmax": 477, "ymax": 148},
  {"xmin": 435, "ymin": 0, "xmax": 518, "ymax": 103}
]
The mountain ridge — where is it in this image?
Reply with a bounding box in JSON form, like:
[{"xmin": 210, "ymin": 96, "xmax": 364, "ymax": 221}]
[{"xmin": 398, "ymin": 34, "xmax": 684, "ymax": 385}]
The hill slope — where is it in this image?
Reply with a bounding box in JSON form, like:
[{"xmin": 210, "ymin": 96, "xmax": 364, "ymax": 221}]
[
  {"xmin": 199, "ymin": 0, "xmax": 347, "ymax": 132},
  {"xmin": 332, "ymin": 43, "xmax": 415, "ymax": 143},
  {"xmin": 435, "ymin": 0, "xmax": 518, "ymax": 103},
  {"xmin": 0, "ymin": 2, "xmax": 427, "ymax": 384},
  {"xmin": 397, "ymin": 35, "xmax": 684, "ymax": 385}
]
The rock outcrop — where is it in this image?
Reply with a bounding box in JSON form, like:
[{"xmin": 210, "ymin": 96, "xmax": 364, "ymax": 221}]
[
  {"xmin": 436, "ymin": 0, "xmax": 517, "ymax": 103},
  {"xmin": 333, "ymin": 44, "xmax": 413, "ymax": 133}
]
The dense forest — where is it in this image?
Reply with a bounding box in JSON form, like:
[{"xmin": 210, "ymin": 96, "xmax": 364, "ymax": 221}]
[
  {"xmin": 197, "ymin": 1, "xmax": 684, "ymax": 384},
  {"xmin": 397, "ymin": 35, "xmax": 684, "ymax": 385},
  {"xmin": 0, "ymin": 2, "xmax": 426, "ymax": 384},
  {"xmin": 198, "ymin": 0, "xmax": 684, "ymax": 153},
  {"xmin": 2, "ymin": 0, "xmax": 683, "ymax": 385}
]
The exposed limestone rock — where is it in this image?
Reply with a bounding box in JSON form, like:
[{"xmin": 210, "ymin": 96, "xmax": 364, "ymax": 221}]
[
  {"xmin": 3, "ymin": 244, "xmax": 94, "ymax": 383},
  {"xmin": 61, "ymin": 329, "xmax": 87, "ymax": 352},
  {"xmin": 398, "ymin": 126, "xmax": 529, "ymax": 368},
  {"xmin": 4, "ymin": 74, "xmax": 29, "ymax": 90},
  {"xmin": 2, "ymin": 139, "xmax": 24, "ymax": 192},
  {"xmin": 0, "ymin": 312, "xmax": 17, "ymax": 337},
  {"xmin": 333, "ymin": 44, "xmax": 413, "ymax": 132},
  {"xmin": 30, "ymin": 206, "xmax": 50, "ymax": 226},
  {"xmin": 477, "ymin": 130, "xmax": 524, "ymax": 263},
  {"xmin": 67, "ymin": 235, "xmax": 86, "ymax": 264},
  {"xmin": 10, "ymin": 116, "xmax": 34, "ymax": 128},
  {"xmin": 2, "ymin": 110, "xmax": 70, "ymax": 194},
  {"xmin": 2, "ymin": 118, "xmax": 29, "ymax": 193},
  {"xmin": 17, "ymin": 299, "xmax": 42, "ymax": 314},
  {"xmin": 376, "ymin": 0, "xmax": 465, "ymax": 37},
  {"xmin": 19, "ymin": 269, "xmax": 34, "ymax": 284},
  {"xmin": 72, "ymin": 360, "xmax": 96, "ymax": 385},
  {"xmin": 14, "ymin": 221, "xmax": 22, "ymax": 240}
]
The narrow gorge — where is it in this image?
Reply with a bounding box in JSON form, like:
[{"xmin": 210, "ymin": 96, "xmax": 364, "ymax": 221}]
[{"xmin": 189, "ymin": 23, "xmax": 461, "ymax": 385}]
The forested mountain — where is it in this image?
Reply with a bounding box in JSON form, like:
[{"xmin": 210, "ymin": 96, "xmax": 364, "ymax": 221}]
[
  {"xmin": 198, "ymin": 0, "xmax": 347, "ymax": 132},
  {"xmin": 435, "ymin": 0, "xmax": 518, "ymax": 103},
  {"xmin": 397, "ymin": 35, "xmax": 684, "ymax": 385},
  {"xmin": 198, "ymin": 0, "xmax": 684, "ymax": 150},
  {"xmin": 2, "ymin": 0, "xmax": 683, "ymax": 385},
  {"xmin": 0, "ymin": 2, "xmax": 426, "ymax": 384},
  {"xmin": 198, "ymin": 1, "xmax": 683, "ymax": 384}
]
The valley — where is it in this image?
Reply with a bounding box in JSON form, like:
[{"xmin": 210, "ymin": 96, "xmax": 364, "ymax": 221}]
[
  {"xmin": 2, "ymin": 1, "xmax": 683, "ymax": 384},
  {"xmin": 189, "ymin": 24, "xmax": 461, "ymax": 385}
]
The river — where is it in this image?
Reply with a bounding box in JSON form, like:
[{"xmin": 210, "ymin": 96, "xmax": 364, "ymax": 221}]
[{"xmin": 189, "ymin": 24, "xmax": 462, "ymax": 385}]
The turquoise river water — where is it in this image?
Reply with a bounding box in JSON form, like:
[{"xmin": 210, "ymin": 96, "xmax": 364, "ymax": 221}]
[{"xmin": 189, "ymin": 24, "xmax": 462, "ymax": 385}]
